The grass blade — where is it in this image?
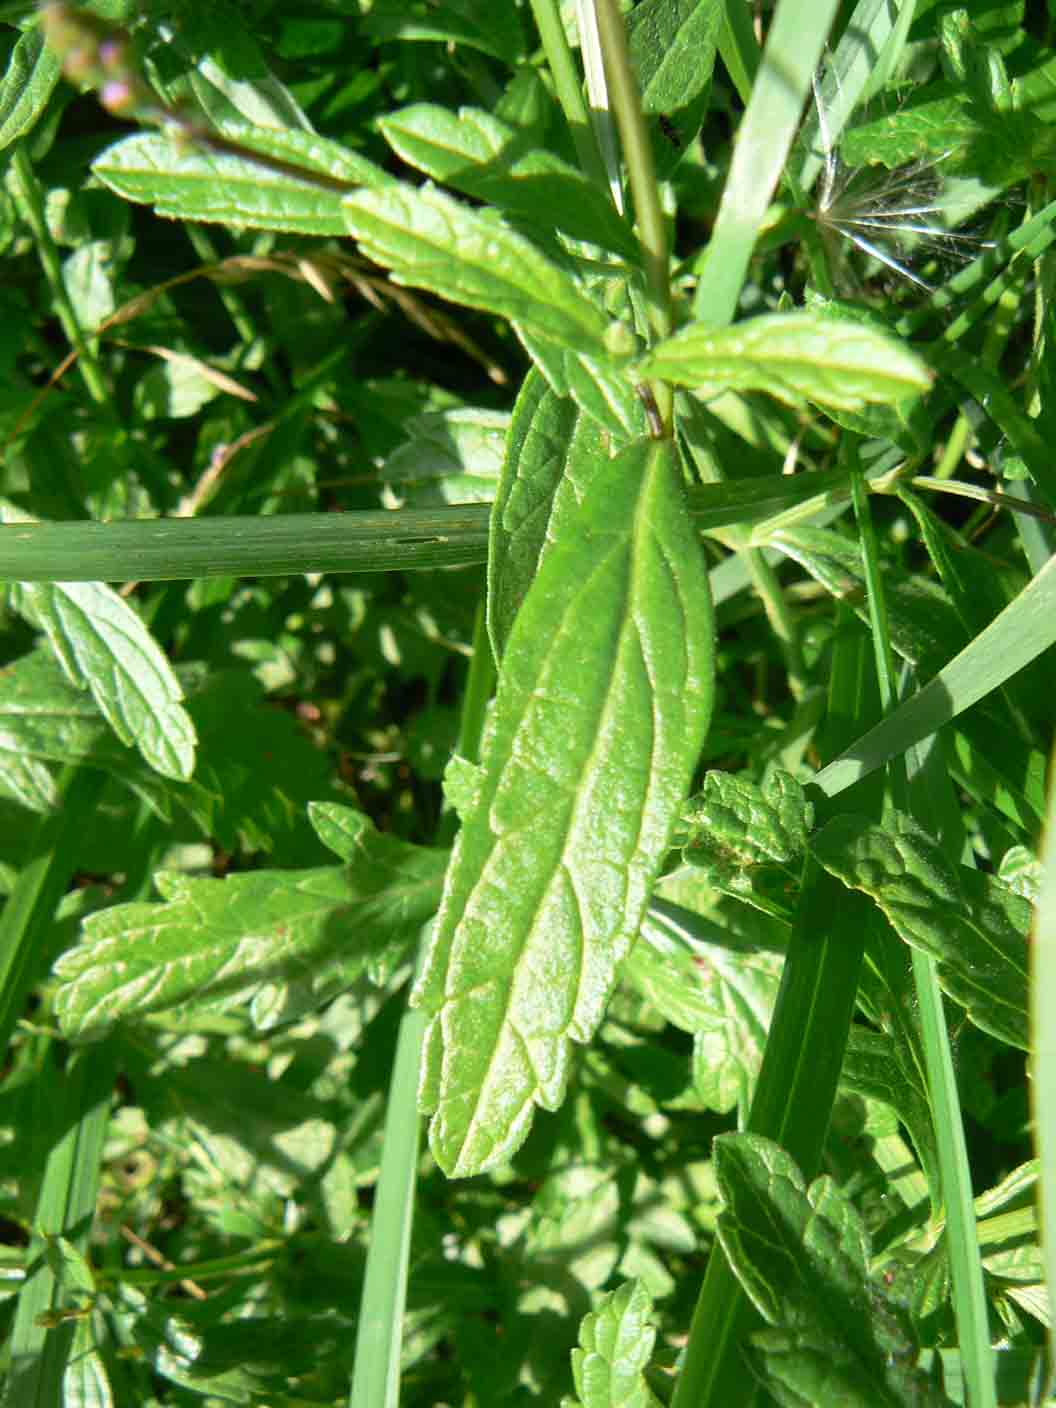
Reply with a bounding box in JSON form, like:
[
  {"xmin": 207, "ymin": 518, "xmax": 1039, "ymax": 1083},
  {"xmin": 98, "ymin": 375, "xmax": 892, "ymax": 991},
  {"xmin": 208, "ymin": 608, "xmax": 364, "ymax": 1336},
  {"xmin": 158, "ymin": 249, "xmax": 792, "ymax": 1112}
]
[
  {"xmin": 691, "ymin": 0, "xmax": 841, "ymax": 329},
  {"xmin": 0, "ymin": 508, "xmax": 491, "ymax": 582}
]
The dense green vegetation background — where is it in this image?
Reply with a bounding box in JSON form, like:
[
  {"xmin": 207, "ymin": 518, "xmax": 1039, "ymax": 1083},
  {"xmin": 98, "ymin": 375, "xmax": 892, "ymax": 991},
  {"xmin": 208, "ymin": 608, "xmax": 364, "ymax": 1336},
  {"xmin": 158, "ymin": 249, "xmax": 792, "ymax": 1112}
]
[{"xmin": 0, "ymin": 0, "xmax": 1053, "ymax": 1404}]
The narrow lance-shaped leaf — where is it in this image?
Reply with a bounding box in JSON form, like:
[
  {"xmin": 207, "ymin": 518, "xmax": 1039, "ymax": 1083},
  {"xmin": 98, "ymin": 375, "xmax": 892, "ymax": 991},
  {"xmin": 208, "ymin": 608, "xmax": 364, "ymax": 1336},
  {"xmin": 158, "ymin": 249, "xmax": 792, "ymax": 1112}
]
[
  {"xmin": 94, "ymin": 124, "xmax": 389, "ymax": 236},
  {"xmin": 636, "ymin": 310, "xmax": 932, "ymax": 411},
  {"xmin": 413, "ymin": 437, "xmax": 715, "ymax": 1176},
  {"xmin": 343, "ymin": 183, "xmax": 611, "ymax": 352}
]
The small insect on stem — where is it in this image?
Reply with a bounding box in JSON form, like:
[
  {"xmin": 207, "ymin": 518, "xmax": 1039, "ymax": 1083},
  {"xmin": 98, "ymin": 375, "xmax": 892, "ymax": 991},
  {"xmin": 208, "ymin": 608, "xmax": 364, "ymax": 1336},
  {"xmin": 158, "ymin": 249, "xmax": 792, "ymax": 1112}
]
[
  {"xmin": 658, "ymin": 114, "xmax": 681, "ymax": 148},
  {"xmin": 636, "ymin": 383, "xmax": 665, "ymax": 438}
]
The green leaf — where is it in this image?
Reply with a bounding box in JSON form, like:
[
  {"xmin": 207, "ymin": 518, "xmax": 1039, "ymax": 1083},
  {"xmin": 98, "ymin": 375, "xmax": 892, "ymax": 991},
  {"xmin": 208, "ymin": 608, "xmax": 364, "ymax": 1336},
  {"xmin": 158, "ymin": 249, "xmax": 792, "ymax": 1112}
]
[
  {"xmin": 488, "ymin": 369, "xmax": 613, "ymax": 659},
  {"xmin": 9, "ymin": 579, "xmax": 196, "ymax": 782},
  {"xmin": 0, "ymin": 650, "xmax": 172, "ymax": 816},
  {"xmin": 714, "ymin": 1133, "xmax": 947, "ymax": 1407},
  {"xmin": 840, "ymin": 1027, "xmax": 939, "ymax": 1201},
  {"xmin": 628, "ymin": 0, "xmax": 722, "ymax": 178},
  {"xmin": 627, "ymin": 904, "xmax": 781, "ymax": 1114},
  {"xmin": 378, "ymin": 103, "xmax": 639, "ymax": 257},
  {"xmin": 0, "ymin": 25, "xmax": 61, "ymax": 151},
  {"xmin": 93, "ymin": 124, "xmax": 388, "ymax": 235},
  {"xmin": 636, "ymin": 311, "xmax": 933, "ymax": 411},
  {"xmin": 515, "ymin": 325, "xmax": 648, "ymax": 439},
  {"xmin": 813, "ymin": 813, "xmax": 1029, "ymax": 1049},
  {"xmin": 567, "ymin": 1280, "xmax": 663, "ymax": 1408},
  {"xmin": 682, "ymin": 768, "xmax": 813, "ymax": 882},
  {"xmin": 343, "ymin": 184, "xmax": 611, "ymax": 350},
  {"xmin": 413, "ymin": 438, "xmax": 715, "ymax": 1176},
  {"xmin": 362, "ymin": 0, "xmax": 526, "ymax": 63},
  {"xmin": 382, "ymin": 407, "xmax": 508, "ymax": 507},
  {"xmin": 53, "ymin": 806, "xmax": 447, "ymax": 1040}
]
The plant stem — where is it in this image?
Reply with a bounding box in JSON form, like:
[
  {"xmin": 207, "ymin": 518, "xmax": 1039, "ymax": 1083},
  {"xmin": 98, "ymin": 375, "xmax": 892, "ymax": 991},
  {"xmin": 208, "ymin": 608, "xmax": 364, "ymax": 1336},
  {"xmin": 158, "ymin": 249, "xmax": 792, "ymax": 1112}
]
[
  {"xmin": 527, "ymin": 0, "xmax": 610, "ymax": 196},
  {"xmin": 11, "ymin": 145, "xmax": 111, "ymax": 407},
  {"xmin": 593, "ymin": 0, "xmax": 672, "ymax": 429}
]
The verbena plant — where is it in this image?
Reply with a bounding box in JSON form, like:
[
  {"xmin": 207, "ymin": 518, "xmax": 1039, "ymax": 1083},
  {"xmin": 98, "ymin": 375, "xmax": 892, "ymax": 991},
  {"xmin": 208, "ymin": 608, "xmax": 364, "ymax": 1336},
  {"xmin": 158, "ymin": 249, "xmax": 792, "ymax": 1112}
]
[{"xmin": 0, "ymin": 0, "xmax": 1054, "ymax": 1404}]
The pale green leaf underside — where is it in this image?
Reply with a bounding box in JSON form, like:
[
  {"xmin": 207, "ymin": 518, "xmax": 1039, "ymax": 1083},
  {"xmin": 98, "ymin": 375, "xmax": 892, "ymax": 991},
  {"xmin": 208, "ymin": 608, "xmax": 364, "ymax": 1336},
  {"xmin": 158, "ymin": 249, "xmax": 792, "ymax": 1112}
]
[
  {"xmin": 637, "ymin": 311, "xmax": 932, "ymax": 411},
  {"xmin": 10, "ymin": 580, "xmax": 196, "ymax": 781},
  {"xmin": 343, "ymin": 184, "xmax": 611, "ymax": 350},
  {"xmin": 54, "ymin": 807, "xmax": 447, "ymax": 1040},
  {"xmin": 813, "ymin": 814, "xmax": 1029, "ymax": 1049},
  {"xmin": 413, "ymin": 438, "xmax": 715, "ymax": 1176},
  {"xmin": 93, "ymin": 125, "xmax": 388, "ymax": 235}
]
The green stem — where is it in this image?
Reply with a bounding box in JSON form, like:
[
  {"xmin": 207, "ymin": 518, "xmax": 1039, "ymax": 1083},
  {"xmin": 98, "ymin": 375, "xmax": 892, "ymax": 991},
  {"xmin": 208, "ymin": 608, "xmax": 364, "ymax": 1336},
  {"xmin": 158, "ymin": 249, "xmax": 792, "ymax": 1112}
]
[
  {"xmin": 527, "ymin": 0, "xmax": 609, "ymax": 195},
  {"xmin": 11, "ymin": 146, "xmax": 111, "ymax": 408},
  {"xmin": 593, "ymin": 0, "xmax": 672, "ymax": 428},
  {"xmin": 742, "ymin": 546, "xmax": 805, "ymax": 695}
]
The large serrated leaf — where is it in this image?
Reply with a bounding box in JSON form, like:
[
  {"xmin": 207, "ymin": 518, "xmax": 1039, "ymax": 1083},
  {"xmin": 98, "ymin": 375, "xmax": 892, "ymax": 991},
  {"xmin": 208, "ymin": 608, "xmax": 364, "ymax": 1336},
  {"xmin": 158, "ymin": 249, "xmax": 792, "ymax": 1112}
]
[
  {"xmin": 813, "ymin": 813, "xmax": 1029, "ymax": 1049},
  {"xmin": 93, "ymin": 125, "xmax": 388, "ymax": 235},
  {"xmin": 379, "ymin": 103, "xmax": 639, "ymax": 257},
  {"xmin": 682, "ymin": 768, "xmax": 813, "ymax": 889},
  {"xmin": 343, "ymin": 184, "xmax": 611, "ymax": 351},
  {"xmin": 9, "ymin": 580, "xmax": 196, "ymax": 781},
  {"xmin": 53, "ymin": 807, "xmax": 447, "ymax": 1040},
  {"xmin": 413, "ymin": 438, "xmax": 715, "ymax": 1176},
  {"xmin": 636, "ymin": 311, "xmax": 932, "ymax": 411},
  {"xmin": 567, "ymin": 1280, "xmax": 663, "ymax": 1408},
  {"xmin": 715, "ymin": 1133, "xmax": 948, "ymax": 1407}
]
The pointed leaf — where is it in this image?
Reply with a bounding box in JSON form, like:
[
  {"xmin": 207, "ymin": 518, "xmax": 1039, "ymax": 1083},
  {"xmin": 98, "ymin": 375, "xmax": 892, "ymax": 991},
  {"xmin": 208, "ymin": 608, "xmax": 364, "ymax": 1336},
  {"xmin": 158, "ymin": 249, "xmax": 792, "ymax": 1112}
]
[
  {"xmin": 10, "ymin": 580, "xmax": 196, "ymax": 781},
  {"xmin": 515, "ymin": 324, "xmax": 647, "ymax": 438},
  {"xmin": 343, "ymin": 184, "xmax": 611, "ymax": 350},
  {"xmin": 636, "ymin": 311, "xmax": 932, "ymax": 411},
  {"xmin": 568, "ymin": 1280, "xmax": 663, "ymax": 1408},
  {"xmin": 488, "ymin": 369, "xmax": 613, "ymax": 659},
  {"xmin": 379, "ymin": 103, "xmax": 638, "ymax": 256},
  {"xmin": 813, "ymin": 813, "xmax": 1029, "ymax": 1048},
  {"xmin": 53, "ymin": 808, "xmax": 447, "ymax": 1040},
  {"xmin": 93, "ymin": 125, "xmax": 388, "ymax": 235},
  {"xmin": 715, "ymin": 1133, "xmax": 947, "ymax": 1407},
  {"xmin": 0, "ymin": 25, "xmax": 61, "ymax": 151},
  {"xmin": 413, "ymin": 438, "xmax": 715, "ymax": 1175}
]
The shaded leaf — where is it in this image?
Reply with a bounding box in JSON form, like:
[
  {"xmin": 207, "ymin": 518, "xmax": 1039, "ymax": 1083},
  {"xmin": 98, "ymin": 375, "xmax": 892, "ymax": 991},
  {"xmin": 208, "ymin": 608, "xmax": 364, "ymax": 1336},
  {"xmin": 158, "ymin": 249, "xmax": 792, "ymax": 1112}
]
[
  {"xmin": 626, "ymin": 905, "xmax": 781, "ymax": 1114},
  {"xmin": 813, "ymin": 813, "xmax": 1029, "ymax": 1048},
  {"xmin": 414, "ymin": 438, "xmax": 715, "ymax": 1176},
  {"xmin": 53, "ymin": 806, "xmax": 447, "ymax": 1040},
  {"xmin": 382, "ymin": 407, "xmax": 508, "ymax": 507},
  {"xmin": 343, "ymin": 183, "xmax": 611, "ymax": 350},
  {"xmin": 628, "ymin": 0, "xmax": 722, "ymax": 178},
  {"xmin": 715, "ymin": 1133, "xmax": 949, "ymax": 1407},
  {"xmin": 637, "ymin": 311, "xmax": 932, "ymax": 411}
]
